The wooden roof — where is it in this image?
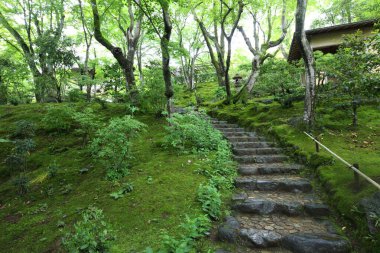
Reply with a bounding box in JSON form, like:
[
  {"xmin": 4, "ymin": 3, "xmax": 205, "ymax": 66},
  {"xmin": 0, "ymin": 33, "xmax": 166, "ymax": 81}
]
[{"xmin": 288, "ymin": 19, "xmax": 378, "ymax": 62}]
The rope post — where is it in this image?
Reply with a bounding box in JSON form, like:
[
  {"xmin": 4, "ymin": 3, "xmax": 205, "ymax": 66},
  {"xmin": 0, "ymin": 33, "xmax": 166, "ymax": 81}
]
[
  {"xmin": 353, "ymin": 163, "xmax": 360, "ymax": 191},
  {"xmin": 315, "ymin": 136, "xmax": 320, "ymax": 152}
]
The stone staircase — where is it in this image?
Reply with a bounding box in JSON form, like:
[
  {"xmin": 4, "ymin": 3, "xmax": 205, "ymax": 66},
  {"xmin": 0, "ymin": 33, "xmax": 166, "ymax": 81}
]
[{"xmin": 211, "ymin": 119, "xmax": 351, "ymax": 253}]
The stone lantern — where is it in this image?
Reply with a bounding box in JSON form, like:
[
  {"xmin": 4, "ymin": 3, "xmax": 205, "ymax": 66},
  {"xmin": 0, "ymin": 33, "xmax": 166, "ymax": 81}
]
[{"xmin": 233, "ymin": 74, "xmax": 243, "ymax": 88}]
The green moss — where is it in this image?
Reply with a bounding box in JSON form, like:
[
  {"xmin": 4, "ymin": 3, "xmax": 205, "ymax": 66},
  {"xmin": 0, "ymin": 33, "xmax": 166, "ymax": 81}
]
[{"xmin": 0, "ymin": 103, "xmax": 230, "ymax": 252}]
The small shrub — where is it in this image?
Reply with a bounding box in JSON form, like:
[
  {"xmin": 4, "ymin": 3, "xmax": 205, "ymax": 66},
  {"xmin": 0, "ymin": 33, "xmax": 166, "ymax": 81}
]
[
  {"xmin": 161, "ymin": 215, "xmax": 211, "ymax": 252},
  {"xmin": 67, "ymin": 89, "xmax": 86, "ymax": 102},
  {"xmin": 47, "ymin": 161, "xmax": 60, "ymax": 178},
  {"xmin": 214, "ymin": 87, "xmax": 226, "ymax": 100},
  {"xmin": 42, "ymin": 105, "xmax": 76, "ymax": 132},
  {"xmin": 5, "ymin": 139, "xmax": 35, "ymax": 173},
  {"xmin": 109, "ymin": 182, "xmax": 134, "ymax": 200},
  {"xmin": 93, "ymin": 97, "xmax": 108, "ymax": 109},
  {"xmin": 72, "ymin": 108, "xmax": 100, "ymax": 145},
  {"xmin": 14, "ymin": 139, "xmax": 35, "ymax": 154},
  {"xmin": 12, "ymin": 175, "xmax": 29, "ymax": 195},
  {"xmin": 5, "ymin": 153, "xmax": 24, "ymax": 172},
  {"xmin": 125, "ymin": 104, "xmax": 139, "ymax": 116},
  {"xmin": 90, "ymin": 116, "xmax": 146, "ymax": 180},
  {"xmin": 197, "ymin": 184, "xmax": 222, "ymax": 220},
  {"xmin": 12, "ymin": 120, "xmax": 35, "ymax": 138},
  {"xmin": 62, "ymin": 206, "xmax": 114, "ymax": 253},
  {"xmin": 165, "ymin": 112, "xmax": 224, "ymax": 153}
]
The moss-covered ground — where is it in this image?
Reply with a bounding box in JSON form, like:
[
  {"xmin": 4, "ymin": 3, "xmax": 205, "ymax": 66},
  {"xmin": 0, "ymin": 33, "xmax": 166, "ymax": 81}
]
[
  {"xmin": 175, "ymin": 81, "xmax": 380, "ymax": 250},
  {"xmin": 0, "ymin": 103, "xmax": 232, "ymax": 252}
]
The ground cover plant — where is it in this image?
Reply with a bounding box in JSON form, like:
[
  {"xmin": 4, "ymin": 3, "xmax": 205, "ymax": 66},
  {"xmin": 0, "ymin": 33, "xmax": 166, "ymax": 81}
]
[{"xmin": 0, "ymin": 103, "xmax": 236, "ymax": 252}]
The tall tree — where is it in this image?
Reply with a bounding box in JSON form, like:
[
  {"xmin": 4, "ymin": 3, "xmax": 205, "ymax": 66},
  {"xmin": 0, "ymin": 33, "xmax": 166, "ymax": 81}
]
[
  {"xmin": 193, "ymin": 0, "xmax": 244, "ymax": 103},
  {"xmin": 173, "ymin": 8, "xmax": 204, "ymax": 90},
  {"xmin": 0, "ymin": 0, "xmax": 65, "ymax": 102},
  {"xmin": 311, "ymin": 0, "xmax": 380, "ymax": 28},
  {"xmin": 235, "ymin": 0, "xmax": 291, "ymax": 100},
  {"xmin": 91, "ymin": 0, "xmax": 142, "ymax": 102},
  {"xmin": 76, "ymin": 0, "xmax": 94, "ymax": 101},
  {"xmin": 134, "ymin": 0, "xmax": 174, "ymax": 117},
  {"xmin": 295, "ymin": 0, "xmax": 316, "ymax": 128}
]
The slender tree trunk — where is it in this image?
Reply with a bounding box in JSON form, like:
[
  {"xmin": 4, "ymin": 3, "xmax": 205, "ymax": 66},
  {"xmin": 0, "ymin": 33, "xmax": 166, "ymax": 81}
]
[
  {"xmin": 352, "ymin": 97, "xmax": 358, "ymax": 127},
  {"xmin": 225, "ymin": 39, "xmax": 233, "ymax": 103},
  {"xmin": 189, "ymin": 57, "xmax": 196, "ymax": 90},
  {"xmin": 295, "ymin": 0, "xmax": 316, "ymax": 129},
  {"xmin": 91, "ymin": 0, "xmax": 140, "ymax": 103},
  {"xmin": 126, "ymin": 47, "xmax": 138, "ymax": 101},
  {"xmin": 0, "ymin": 75, "xmax": 7, "ymax": 105},
  {"xmin": 161, "ymin": 7, "xmax": 173, "ymax": 117},
  {"xmin": 247, "ymin": 56, "xmax": 261, "ymax": 93},
  {"xmin": 136, "ymin": 42, "xmax": 144, "ymax": 87}
]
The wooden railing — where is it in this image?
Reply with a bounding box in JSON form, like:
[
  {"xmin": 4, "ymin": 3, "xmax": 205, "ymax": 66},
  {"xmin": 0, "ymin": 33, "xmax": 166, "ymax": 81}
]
[{"xmin": 304, "ymin": 132, "xmax": 380, "ymax": 191}]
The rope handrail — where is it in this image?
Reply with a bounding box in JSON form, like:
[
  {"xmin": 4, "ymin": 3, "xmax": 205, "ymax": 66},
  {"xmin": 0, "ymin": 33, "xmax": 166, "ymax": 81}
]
[{"xmin": 303, "ymin": 131, "xmax": 380, "ymax": 191}]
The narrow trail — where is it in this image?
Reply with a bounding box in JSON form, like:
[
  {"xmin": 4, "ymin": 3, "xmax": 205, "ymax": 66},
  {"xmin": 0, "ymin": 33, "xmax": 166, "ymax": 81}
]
[{"xmin": 211, "ymin": 118, "xmax": 351, "ymax": 253}]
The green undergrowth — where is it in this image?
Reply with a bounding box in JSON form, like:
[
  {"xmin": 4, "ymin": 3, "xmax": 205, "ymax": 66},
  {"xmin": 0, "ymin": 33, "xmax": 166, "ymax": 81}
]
[
  {"xmin": 0, "ymin": 103, "xmax": 234, "ymax": 252},
  {"xmin": 175, "ymin": 82, "xmax": 380, "ymax": 250}
]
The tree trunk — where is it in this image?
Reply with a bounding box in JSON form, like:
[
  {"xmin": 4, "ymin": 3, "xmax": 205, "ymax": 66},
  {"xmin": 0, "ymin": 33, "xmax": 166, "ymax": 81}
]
[
  {"xmin": 91, "ymin": 0, "xmax": 139, "ymax": 103},
  {"xmin": 295, "ymin": 0, "xmax": 316, "ymax": 129},
  {"xmin": 247, "ymin": 56, "xmax": 261, "ymax": 93},
  {"xmin": 224, "ymin": 38, "xmax": 234, "ymax": 103},
  {"xmin": 136, "ymin": 44, "xmax": 144, "ymax": 87},
  {"xmin": 161, "ymin": 6, "xmax": 173, "ymax": 117},
  {"xmin": 126, "ymin": 47, "xmax": 138, "ymax": 102},
  {"xmin": 189, "ymin": 57, "xmax": 196, "ymax": 90},
  {"xmin": 352, "ymin": 98, "xmax": 358, "ymax": 127}
]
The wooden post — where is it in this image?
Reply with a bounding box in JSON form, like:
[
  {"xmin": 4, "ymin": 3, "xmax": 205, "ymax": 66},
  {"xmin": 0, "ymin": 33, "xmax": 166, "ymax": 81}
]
[
  {"xmin": 315, "ymin": 136, "xmax": 319, "ymax": 152},
  {"xmin": 353, "ymin": 163, "xmax": 360, "ymax": 191}
]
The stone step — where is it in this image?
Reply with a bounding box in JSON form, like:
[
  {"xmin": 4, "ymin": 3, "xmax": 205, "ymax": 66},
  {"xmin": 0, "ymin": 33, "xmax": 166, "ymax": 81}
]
[
  {"xmin": 224, "ymin": 132, "xmax": 255, "ymax": 137},
  {"xmin": 228, "ymin": 136, "xmax": 263, "ymax": 143},
  {"xmin": 233, "ymin": 148, "xmax": 283, "ymax": 156},
  {"xmin": 235, "ymin": 176, "xmax": 312, "ymax": 193},
  {"xmin": 238, "ymin": 163, "xmax": 302, "ymax": 175},
  {"xmin": 212, "ymin": 120, "xmax": 227, "ymax": 124},
  {"xmin": 234, "ymin": 155, "xmax": 288, "ymax": 164},
  {"xmin": 233, "ymin": 142, "xmax": 275, "ymax": 148},
  {"xmin": 218, "ymin": 127, "xmax": 246, "ymax": 133},
  {"xmin": 217, "ymin": 215, "xmax": 350, "ymax": 251},
  {"xmin": 232, "ymin": 192, "xmax": 330, "ymax": 217},
  {"xmin": 213, "ymin": 123, "xmax": 239, "ymax": 128}
]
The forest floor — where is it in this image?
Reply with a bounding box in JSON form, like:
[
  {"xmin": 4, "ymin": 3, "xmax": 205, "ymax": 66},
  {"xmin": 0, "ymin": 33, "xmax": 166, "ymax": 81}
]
[
  {"xmin": 175, "ymin": 81, "xmax": 380, "ymax": 250},
  {"xmin": 0, "ymin": 103, "xmax": 233, "ymax": 252}
]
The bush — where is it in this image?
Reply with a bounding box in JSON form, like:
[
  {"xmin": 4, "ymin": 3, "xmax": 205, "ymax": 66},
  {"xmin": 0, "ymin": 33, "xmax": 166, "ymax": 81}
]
[
  {"xmin": 12, "ymin": 120, "xmax": 35, "ymax": 138},
  {"xmin": 47, "ymin": 161, "xmax": 60, "ymax": 178},
  {"xmin": 160, "ymin": 215, "xmax": 211, "ymax": 252},
  {"xmin": 254, "ymin": 59, "xmax": 304, "ymax": 107},
  {"xmin": 12, "ymin": 175, "xmax": 29, "ymax": 196},
  {"xmin": 197, "ymin": 184, "xmax": 222, "ymax": 220},
  {"xmin": 5, "ymin": 139, "xmax": 35, "ymax": 173},
  {"xmin": 90, "ymin": 116, "xmax": 146, "ymax": 180},
  {"xmin": 42, "ymin": 105, "xmax": 76, "ymax": 132},
  {"xmin": 93, "ymin": 97, "xmax": 108, "ymax": 110},
  {"xmin": 139, "ymin": 63, "xmax": 166, "ymax": 113},
  {"xmin": 62, "ymin": 206, "xmax": 114, "ymax": 253},
  {"xmin": 67, "ymin": 89, "xmax": 86, "ymax": 102},
  {"xmin": 5, "ymin": 153, "xmax": 24, "ymax": 172},
  {"xmin": 72, "ymin": 108, "xmax": 101, "ymax": 145},
  {"xmin": 14, "ymin": 139, "xmax": 35, "ymax": 154},
  {"xmin": 165, "ymin": 112, "xmax": 224, "ymax": 153}
]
